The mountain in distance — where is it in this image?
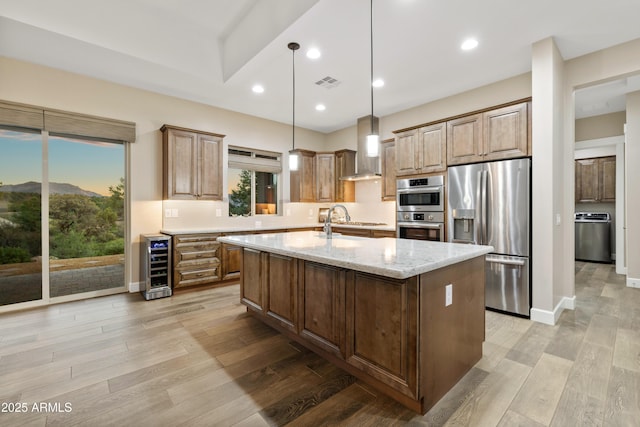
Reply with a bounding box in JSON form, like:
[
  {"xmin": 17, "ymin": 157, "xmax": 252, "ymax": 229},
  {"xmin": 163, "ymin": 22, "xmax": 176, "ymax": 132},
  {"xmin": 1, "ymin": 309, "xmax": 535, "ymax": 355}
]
[{"xmin": 0, "ymin": 181, "xmax": 103, "ymax": 197}]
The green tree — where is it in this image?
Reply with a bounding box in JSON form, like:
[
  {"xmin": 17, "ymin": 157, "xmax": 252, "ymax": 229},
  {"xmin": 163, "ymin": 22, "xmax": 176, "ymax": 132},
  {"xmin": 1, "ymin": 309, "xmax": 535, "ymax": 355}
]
[
  {"xmin": 10, "ymin": 193, "xmax": 41, "ymax": 233},
  {"xmin": 229, "ymin": 169, "xmax": 251, "ymax": 216},
  {"xmin": 49, "ymin": 194, "xmax": 100, "ymax": 235},
  {"xmin": 107, "ymin": 177, "xmax": 125, "ymax": 220}
]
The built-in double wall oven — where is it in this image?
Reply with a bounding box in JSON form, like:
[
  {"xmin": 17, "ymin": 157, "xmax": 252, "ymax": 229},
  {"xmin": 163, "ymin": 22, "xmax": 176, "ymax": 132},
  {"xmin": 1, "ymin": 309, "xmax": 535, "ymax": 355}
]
[{"xmin": 396, "ymin": 175, "xmax": 445, "ymax": 242}]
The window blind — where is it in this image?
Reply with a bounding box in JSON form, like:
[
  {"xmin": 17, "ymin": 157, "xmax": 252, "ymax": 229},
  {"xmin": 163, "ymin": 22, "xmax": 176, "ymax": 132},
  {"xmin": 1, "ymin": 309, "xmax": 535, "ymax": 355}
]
[
  {"xmin": 0, "ymin": 99, "xmax": 136, "ymax": 143},
  {"xmin": 228, "ymin": 145, "xmax": 282, "ymax": 173}
]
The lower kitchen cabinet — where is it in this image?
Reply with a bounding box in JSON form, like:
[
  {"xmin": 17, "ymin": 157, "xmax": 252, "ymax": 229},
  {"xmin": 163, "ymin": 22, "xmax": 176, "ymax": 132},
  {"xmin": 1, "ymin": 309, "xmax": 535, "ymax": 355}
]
[
  {"xmin": 265, "ymin": 253, "xmax": 298, "ymax": 333},
  {"xmin": 300, "ymin": 262, "xmax": 346, "ymax": 359},
  {"xmin": 172, "ymin": 233, "xmax": 221, "ymax": 289},
  {"xmin": 346, "ymin": 272, "xmax": 418, "ymax": 397},
  {"xmin": 221, "ymin": 243, "xmax": 242, "ymax": 281}
]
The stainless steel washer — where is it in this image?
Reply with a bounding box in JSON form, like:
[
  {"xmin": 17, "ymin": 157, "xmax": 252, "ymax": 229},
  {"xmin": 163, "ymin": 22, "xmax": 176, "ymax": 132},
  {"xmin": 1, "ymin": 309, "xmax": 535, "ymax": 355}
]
[{"xmin": 575, "ymin": 212, "xmax": 611, "ymax": 263}]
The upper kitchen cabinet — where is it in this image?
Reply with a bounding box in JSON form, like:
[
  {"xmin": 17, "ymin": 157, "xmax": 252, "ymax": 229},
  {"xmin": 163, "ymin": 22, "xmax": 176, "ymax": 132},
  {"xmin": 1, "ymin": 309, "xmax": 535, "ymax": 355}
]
[
  {"xmin": 290, "ymin": 149, "xmax": 316, "ymax": 202},
  {"xmin": 446, "ymin": 114, "xmax": 483, "ymax": 165},
  {"xmin": 334, "ymin": 149, "xmax": 356, "ymax": 203},
  {"xmin": 315, "ymin": 152, "xmax": 335, "ymax": 203},
  {"xmin": 447, "ymin": 102, "xmax": 529, "ymax": 166},
  {"xmin": 380, "ymin": 139, "xmax": 396, "ymax": 201},
  {"xmin": 575, "ymin": 156, "xmax": 616, "ymax": 203},
  {"xmin": 161, "ymin": 125, "xmax": 224, "ymax": 200},
  {"xmin": 395, "ymin": 123, "xmax": 446, "ymax": 176},
  {"xmin": 483, "ymin": 102, "xmax": 528, "ymax": 161}
]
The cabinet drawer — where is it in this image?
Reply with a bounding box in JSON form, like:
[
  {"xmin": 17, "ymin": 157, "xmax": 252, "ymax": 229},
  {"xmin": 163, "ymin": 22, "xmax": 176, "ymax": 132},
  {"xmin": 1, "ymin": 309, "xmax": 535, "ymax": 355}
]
[
  {"xmin": 175, "ymin": 248, "xmax": 219, "ymax": 263},
  {"xmin": 174, "ymin": 234, "xmax": 220, "ymax": 245},
  {"xmin": 175, "ymin": 265, "xmax": 221, "ymax": 288}
]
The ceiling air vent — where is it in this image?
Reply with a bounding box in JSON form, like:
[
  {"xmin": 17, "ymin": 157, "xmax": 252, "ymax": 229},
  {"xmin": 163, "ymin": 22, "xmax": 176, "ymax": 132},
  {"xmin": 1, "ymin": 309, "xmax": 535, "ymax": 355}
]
[{"xmin": 315, "ymin": 76, "xmax": 341, "ymax": 89}]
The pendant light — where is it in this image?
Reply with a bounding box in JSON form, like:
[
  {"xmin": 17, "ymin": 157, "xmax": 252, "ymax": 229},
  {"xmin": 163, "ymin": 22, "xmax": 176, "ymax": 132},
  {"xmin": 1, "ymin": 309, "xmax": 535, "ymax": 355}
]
[
  {"xmin": 288, "ymin": 42, "xmax": 300, "ymax": 171},
  {"xmin": 366, "ymin": 0, "xmax": 379, "ymax": 157}
]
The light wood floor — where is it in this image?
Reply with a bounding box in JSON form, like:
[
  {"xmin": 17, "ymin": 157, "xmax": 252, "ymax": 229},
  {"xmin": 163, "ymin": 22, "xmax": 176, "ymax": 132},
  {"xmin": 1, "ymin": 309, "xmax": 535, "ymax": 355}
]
[{"xmin": 0, "ymin": 261, "xmax": 638, "ymax": 426}]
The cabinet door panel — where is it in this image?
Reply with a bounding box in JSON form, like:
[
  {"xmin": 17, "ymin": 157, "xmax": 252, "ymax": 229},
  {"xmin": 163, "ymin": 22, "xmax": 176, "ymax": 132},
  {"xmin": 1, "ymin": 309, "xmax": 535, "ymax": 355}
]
[
  {"xmin": 395, "ymin": 131, "xmax": 418, "ymax": 176},
  {"xmin": 315, "ymin": 153, "xmax": 335, "ymax": 202},
  {"xmin": 418, "ymin": 124, "xmax": 446, "ymax": 172},
  {"xmin": 221, "ymin": 243, "xmax": 242, "ymax": 281},
  {"xmin": 241, "ymin": 248, "xmax": 264, "ymax": 313},
  {"xmin": 575, "ymin": 158, "xmax": 599, "ymax": 202},
  {"xmin": 301, "ymin": 262, "xmax": 345, "ymax": 358},
  {"xmin": 381, "ymin": 140, "xmax": 396, "ymax": 201},
  {"xmin": 483, "ymin": 103, "xmax": 528, "ymax": 160},
  {"xmin": 446, "ymin": 114, "xmax": 483, "ymax": 166},
  {"xmin": 266, "ymin": 253, "xmax": 297, "ymax": 331},
  {"xmin": 346, "ymin": 272, "xmax": 418, "ymax": 397},
  {"xmin": 600, "ymin": 156, "xmax": 616, "ymax": 202},
  {"xmin": 169, "ymin": 130, "xmax": 197, "ymax": 198},
  {"xmin": 199, "ymin": 135, "xmax": 222, "ymax": 200}
]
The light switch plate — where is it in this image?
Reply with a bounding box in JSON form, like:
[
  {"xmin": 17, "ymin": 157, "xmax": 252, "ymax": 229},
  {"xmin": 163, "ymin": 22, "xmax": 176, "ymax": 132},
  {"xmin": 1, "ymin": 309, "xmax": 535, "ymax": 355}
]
[
  {"xmin": 445, "ymin": 284, "xmax": 453, "ymax": 306},
  {"xmin": 216, "ymin": 209, "xmax": 222, "ymax": 217},
  {"xmin": 165, "ymin": 209, "xmax": 172, "ymax": 218},
  {"xmin": 171, "ymin": 208, "xmax": 179, "ymax": 218}
]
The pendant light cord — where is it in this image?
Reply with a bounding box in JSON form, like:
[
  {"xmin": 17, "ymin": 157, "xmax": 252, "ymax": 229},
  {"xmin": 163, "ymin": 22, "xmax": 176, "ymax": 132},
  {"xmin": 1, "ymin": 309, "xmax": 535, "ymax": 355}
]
[
  {"xmin": 288, "ymin": 42, "xmax": 299, "ymax": 151},
  {"xmin": 370, "ymin": 0, "xmax": 374, "ymax": 134}
]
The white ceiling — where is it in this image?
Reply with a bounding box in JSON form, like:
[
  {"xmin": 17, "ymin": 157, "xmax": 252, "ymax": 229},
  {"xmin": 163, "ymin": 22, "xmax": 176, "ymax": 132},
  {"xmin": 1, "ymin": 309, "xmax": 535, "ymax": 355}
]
[{"xmin": 2, "ymin": 0, "xmax": 640, "ymax": 132}]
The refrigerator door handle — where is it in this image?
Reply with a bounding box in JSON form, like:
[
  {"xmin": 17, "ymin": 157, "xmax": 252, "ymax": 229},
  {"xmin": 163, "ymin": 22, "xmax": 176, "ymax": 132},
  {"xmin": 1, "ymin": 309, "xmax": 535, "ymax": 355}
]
[
  {"xmin": 480, "ymin": 170, "xmax": 488, "ymax": 244},
  {"xmin": 485, "ymin": 256, "xmax": 526, "ymax": 266},
  {"xmin": 475, "ymin": 170, "xmax": 483, "ymax": 245}
]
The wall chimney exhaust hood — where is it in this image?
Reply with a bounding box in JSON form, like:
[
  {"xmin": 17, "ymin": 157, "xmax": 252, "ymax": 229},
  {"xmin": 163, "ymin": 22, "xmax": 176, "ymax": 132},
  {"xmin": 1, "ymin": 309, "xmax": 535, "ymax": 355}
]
[{"xmin": 340, "ymin": 115, "xmax": 381, "ymax": 181}]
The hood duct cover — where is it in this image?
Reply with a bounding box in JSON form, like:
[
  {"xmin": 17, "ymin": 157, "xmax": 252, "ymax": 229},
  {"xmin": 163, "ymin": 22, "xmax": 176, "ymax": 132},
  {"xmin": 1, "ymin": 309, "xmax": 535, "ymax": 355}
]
[{"xmin": 340, "ymin": 115, "xmax": 381, "ymax": 181}]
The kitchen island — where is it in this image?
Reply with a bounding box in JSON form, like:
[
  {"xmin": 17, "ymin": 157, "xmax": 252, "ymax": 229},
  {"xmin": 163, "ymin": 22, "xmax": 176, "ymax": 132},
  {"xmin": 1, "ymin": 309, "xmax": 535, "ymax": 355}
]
[{"xmin": 217, "ymin": 231, "xmax": 493, "ymax": 414}]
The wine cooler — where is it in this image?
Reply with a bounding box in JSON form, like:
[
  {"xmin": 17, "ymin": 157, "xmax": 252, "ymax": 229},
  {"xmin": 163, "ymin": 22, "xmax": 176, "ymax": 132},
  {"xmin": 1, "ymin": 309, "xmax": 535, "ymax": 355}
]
[{"xmin": 140, "ymin": 234, "xmax": 172, "ymax": 300}]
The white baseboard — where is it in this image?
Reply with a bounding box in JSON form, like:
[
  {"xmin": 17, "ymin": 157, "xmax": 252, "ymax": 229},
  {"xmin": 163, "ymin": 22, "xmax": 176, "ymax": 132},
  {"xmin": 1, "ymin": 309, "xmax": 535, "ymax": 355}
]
[
  {"xmin": 530, "ymin": 296, "xmax": 575, "ymax": 325},
  {"xmin": 129, "ymin": 281, "xmax": 141, "ymax": 292},
  {"xmin": 628, "ymin": 277, "xmax": 640, "ymax": 289}
]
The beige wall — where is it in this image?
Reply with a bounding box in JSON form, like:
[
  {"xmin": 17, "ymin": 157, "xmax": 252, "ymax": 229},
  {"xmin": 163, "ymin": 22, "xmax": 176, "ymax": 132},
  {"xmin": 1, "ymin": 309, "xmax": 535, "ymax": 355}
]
[
  {"xmin": 626, "ymin": 91, "xmax": 640, "ymax": 283},
  {"xmin": 0, "ymin": 56, "xmax": 327, "ymax": 289},
  {"xmin": 575, "ymin": 111, "xmax": 626, "ymax": 141}
]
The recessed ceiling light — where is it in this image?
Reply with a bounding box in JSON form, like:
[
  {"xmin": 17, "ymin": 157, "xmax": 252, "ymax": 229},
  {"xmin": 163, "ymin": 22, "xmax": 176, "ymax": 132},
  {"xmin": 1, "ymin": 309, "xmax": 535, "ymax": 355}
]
[
  {"xmin": 252, "ymin": 84, "xmax": 264, "ymax": 94},
  {"xmin": 315, "ymin": 104, "xmax": 326, "ymax": 111},
  {"xmin": 372, "ymin": 79, "xmax": 385, "ymax": 88},
  {"xmin": 306, "ymin": 48, "xmax": 321, "ymax": 59},
  {"xmin": 461, "ymin": 38, "xmax": 478, "ymax": 51}
]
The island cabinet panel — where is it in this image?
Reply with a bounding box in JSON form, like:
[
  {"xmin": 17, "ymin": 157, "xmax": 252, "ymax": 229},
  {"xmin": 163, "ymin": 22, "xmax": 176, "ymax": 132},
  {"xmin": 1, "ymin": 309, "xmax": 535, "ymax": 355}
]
[
  {"xmin": 419, "ymin": 256, "xmax": 485, "ymax": 410},
  {"xmin": 300, "ymin": 262, "xmax": 346, "ymax": 359},
  {"xmin": 265, "ymin": 253, "xmax": 298, "ymax": 332},
  {"xmin": 346, "ymin": 272, "xmax": 419, "ymax": 399},
  {"xmin": 240, "ymin": 248, "xmax": 264, "ymax": 313},
  {"xmin": 220, "ymin": 243, "xmax": 241, "ymax": 281}
]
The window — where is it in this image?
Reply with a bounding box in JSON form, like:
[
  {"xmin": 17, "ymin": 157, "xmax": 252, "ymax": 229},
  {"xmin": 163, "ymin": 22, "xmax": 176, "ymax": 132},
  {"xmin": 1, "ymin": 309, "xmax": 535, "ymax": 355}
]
[{"xmin": 228, "ymin": 147, "xmax": 281, "ymax": 217}]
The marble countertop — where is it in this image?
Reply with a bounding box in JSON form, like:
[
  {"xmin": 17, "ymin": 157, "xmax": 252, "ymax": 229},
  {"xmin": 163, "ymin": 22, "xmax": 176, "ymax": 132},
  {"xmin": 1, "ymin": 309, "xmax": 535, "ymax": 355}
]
[
  {"xmin": 161, "ymin": 223, "xmax": 396, "ymax": 235},
  {"xmin": 217, "ymin": 231, "xmax": 493, "ymax": 279}
]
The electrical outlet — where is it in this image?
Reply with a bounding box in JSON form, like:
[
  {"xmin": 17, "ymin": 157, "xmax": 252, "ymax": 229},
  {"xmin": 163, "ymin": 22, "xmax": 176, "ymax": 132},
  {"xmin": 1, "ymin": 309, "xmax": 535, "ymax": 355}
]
[
  {"xmin": 165, "ymin": 209, "xmax": 172, "ymax": 218},
  {"xmin": 286, "ymin": 208, "xmax": 291, "ymax": 216},
  {"xmin": 255, "ymin": 221, "xmax": 262, "ymax": 228},
  {"xmin": 216, "ymin": 208, "xmax": 222, "ymax": 217},
  {"xmin": 171, "ymin": 208, "xmax": 179, "ymax": 218},
  {"xmin": 445, "ymin": 284, "xmax": 453, "ymax": 306}
]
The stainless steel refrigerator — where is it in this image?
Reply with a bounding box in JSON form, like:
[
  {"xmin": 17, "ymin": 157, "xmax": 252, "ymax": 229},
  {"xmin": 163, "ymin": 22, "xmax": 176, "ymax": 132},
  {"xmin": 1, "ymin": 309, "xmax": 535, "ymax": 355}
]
[{"xmin": 447, "ymin": 158, "xmax": 531, "ymax": 317}]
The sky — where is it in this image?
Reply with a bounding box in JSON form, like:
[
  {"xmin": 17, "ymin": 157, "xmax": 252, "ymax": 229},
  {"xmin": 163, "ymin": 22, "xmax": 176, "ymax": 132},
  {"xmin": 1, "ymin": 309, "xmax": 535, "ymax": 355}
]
[{"xmin": 0, "ymin": 129, "xmax": 123, "ymax": 196}]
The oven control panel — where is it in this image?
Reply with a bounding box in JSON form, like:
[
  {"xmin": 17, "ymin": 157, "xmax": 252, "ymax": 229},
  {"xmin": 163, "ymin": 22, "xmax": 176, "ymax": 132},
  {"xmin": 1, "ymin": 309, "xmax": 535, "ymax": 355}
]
[{"xmin": 398, "ymin": 211, "xmax": 444, "ymax": 223}]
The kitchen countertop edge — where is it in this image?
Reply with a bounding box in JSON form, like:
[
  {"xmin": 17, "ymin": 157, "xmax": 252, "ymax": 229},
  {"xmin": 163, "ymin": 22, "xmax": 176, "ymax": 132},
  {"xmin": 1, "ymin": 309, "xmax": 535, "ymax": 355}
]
[
  {"xmin": 217, "ymin": 231, "xmax": 493, "ymax": 279},
  {"xmin": 161, "ymin": 223, "xmax": 396, "ymax": 235}
]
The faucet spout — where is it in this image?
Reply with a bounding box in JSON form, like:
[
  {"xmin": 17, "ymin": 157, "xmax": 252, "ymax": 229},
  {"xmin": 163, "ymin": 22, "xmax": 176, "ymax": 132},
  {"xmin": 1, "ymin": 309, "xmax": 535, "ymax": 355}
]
[{"xmin": 323, "ymin": 204, "xmax": 351, "ymax": 238}]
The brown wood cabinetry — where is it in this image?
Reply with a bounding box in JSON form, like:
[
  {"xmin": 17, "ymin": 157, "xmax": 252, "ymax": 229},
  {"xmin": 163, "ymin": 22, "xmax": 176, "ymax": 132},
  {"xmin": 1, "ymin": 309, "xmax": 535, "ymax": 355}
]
[
  {"xmin": 220, "ymin": 243, "xmax": 241, "ymax": 281},
  {"xmin": 395, "ymin": 123, "xmax": 446, "ymax": 176},
  {"xmin": 380, "ymin": 139, "xmax": 396, "ymax": 201},
  {"xmin": 447, "ymin": 103, "xmax": 528, "ymax": 165},
  {"xmin": 290, "ymin": 149, "xmax": 316, "ymax": 202},
  {"xmin": 300, "ymin": 262, "xmax": 346, "ymax": 358},
  {"xmin": 315, "ymin": 152, "xmax": 335, "ymax": 202},
  {"xmin": 237, "ymin": 246, "xmax": 486, "ymax": 414},
  {"xmin": 265, "ymin": 253, "xmax": 298, "ymax": 332},
  {"xmin": 172, "ymin": 233, "xmax": 221, "ymax": 289},
  {"xmin": 331, "ymin": 227, "xmax": 396, "ymax": 238},
  {"xmin": 446, "ymin": 114, "xmax": 483, "ymax": 165},
  {"xmin": 346, "ymin": 272, "xmax": 418, "ymax": 397},
  {"xmin": 575, "ymin": 156, "xmax": 616, "ymax": 203},
  {"xmin": 291, "ymin": 149, "xmax": 356, "ymax": 203},
  {"xmin": 161, "ymin": 125, "xmax": 224, "ymax": 200},
  {"xmin": 371, "ymin": 229, "xmax": 397, "ymax": 238},
  {"xmin": 335, "ymin": 149, "xmax": 356, "ymax": 203}
]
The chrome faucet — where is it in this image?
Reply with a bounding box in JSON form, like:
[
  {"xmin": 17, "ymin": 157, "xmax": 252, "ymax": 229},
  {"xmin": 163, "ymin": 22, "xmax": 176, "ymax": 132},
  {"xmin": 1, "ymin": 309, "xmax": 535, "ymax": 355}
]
[{"xmin": 323, "ymin": 204, "xmax": 351, "ymax": 238}]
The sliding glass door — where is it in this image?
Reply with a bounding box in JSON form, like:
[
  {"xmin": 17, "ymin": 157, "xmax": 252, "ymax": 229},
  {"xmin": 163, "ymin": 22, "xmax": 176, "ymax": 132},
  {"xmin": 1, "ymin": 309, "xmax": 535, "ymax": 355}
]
[
  {"xmin": 0, "ymin": 129, "xmax": 43, "ymax": 306},
  {"xmin": 48, "ymin": 136, "xmax": 125, "ymax": 297},
  {"xmin": 0, "ymin": 129, "xmax": 126, "ymax": 307}
]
